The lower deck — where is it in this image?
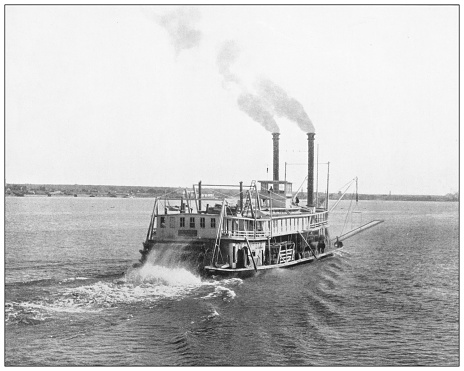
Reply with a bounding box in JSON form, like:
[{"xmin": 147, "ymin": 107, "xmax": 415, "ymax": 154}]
[
  {"xmin": 205, "ymin": 249, "xmax": 338, "ymax": 277},
  {"xmin": 139, "ymin": 227, "xmax": 332, "ymax": 276},
  {"xmin": 212, "ymin": 226, "xmax": 330, "ymax": 271}
]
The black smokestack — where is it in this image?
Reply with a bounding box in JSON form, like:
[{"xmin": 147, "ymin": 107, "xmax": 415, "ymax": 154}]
[
  {"xmin": 307, "ymin": 133, "xmax": 315, "ymax": 207},
  {"xmin": 272, "ymin": 133, "xmax": 280, "ymax": 181}
]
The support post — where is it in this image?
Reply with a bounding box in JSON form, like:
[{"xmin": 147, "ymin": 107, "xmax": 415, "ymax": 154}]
[
  {"xmin": 192, "ymin": 185, "xmax": 199, "ymax": 213},
  {"xmin": 316, "ymin": 144, "xmax": 319, "ymax": 208},
  {"xmin": 198, "ymin": 181, "xmax": 202, "ymax": 212},
  {"xmin": 326, "ymin": 162, "xmax": 330, "ymax": 211},
  {"xmin": 284, "ymin": 162, "xmax": 287, "ymax": 183},
  {"xmin": 239, "ymin": 181, "xmax": 243, "ymax": 212}
]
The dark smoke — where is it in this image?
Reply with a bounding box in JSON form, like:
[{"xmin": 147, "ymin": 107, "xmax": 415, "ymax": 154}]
[
  {"xmin": 258, "ymin": 78, "xmax": 315, "ymax": 133},
  {"xmin": 157, "ymin": 7, "xmax": 202, "ymax": 54},
  {"xmin": 217, "ymin": 41, "xmax": 280, "ymax": 132},
  {"xmin": 237, "ymin": 93, "xmax": 280, "ymax": 133},
  {"xmin": 217, "ymin": 40, "xmax": 241, "ymax": 84}
]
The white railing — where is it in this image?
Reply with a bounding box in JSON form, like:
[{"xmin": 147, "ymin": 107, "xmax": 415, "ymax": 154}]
[
  {"xmin": 222, "ymin": 230, "xmax": 268, "ymax": 238},
  {"xmin": 221, "ymin": 211, "xmax": 328, "ymax": 239}
]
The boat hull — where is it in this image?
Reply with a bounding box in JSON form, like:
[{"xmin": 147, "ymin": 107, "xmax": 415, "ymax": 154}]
[{"xmin": 205, "ymin": 250, "xmax": 336, "ymax": 278}]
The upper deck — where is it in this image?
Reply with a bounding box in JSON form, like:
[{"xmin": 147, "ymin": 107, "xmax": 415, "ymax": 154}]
[
  {"xmin": 146, "ymin": 178, "xmax": 329, "ymax": 242},
  {"xmin": 151, "ymin": 207, "xmax": 328, "ymax": 241}
]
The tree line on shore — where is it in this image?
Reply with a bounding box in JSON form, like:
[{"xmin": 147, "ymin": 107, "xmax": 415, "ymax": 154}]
[{"xmin": 5, "ymin": 183, "xmax": 459, "ymax": 202}]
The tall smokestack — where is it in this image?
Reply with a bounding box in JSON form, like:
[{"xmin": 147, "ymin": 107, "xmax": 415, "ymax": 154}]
[
  {"xmin": 272, "ymin": 133, "xmax": 280, "ymax": 181},
  {"xmin": 307, "ymin": 133, "xmax": 315, "ymax": 207}
]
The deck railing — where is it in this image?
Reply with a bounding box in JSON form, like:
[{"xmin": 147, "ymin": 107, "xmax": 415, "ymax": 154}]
[
  {"xmin": 222, "ymin": 230, "xmax": 268, "ymax": 238},
  {"xmin": 221, "ymin": 211, "xmax": 328, "ymax": 238}
]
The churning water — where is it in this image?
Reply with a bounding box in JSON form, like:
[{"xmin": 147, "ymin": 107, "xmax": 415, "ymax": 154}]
[{"xmin": 5, "ymin": 197, "xmax": 459, "ymax": 366}]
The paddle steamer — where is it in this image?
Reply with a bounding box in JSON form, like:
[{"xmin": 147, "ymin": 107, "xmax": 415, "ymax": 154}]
[{"xmin": 138, "ymin": 132, "xmax": 379, "ymax": 277}]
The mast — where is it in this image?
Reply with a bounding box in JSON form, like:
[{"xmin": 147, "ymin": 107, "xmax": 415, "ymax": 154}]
[
  {"xmin": 316, "ymin": 144, "xmax": 319, "ymax": 207},
  {"xmin": 239, "ymin": 181, "xmax": 243, "ymax": 212},
  {"xmin": 192, "ymin": 184, "xmax": 199, "ymax": 213},
  {"xmin": 198, "ymin": 181, "xmax": 202, "ymax": 212},
  {"xmin": 326, "ymin": 162, "xmax": 330, "ymax": 211}
]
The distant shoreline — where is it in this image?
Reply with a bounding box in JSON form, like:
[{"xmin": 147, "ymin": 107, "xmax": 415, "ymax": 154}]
[{"xmin": 5, "ymin": 183, "xmax": 459, "ymax": 202}]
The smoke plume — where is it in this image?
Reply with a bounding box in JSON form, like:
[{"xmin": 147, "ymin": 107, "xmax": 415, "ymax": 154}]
[
  {"xmin": 154, "ymin": 9, "xmax": 314, "ymax": 134},
  {"xmin": 237, "ymin": 93, "xmax": 279, "ymax": 133},
  {"xmin": 217, "ymin": 41, "xmax": 279, "ymax": 132},
  {"xmin": 257, "ymin": 78, "xmax": 315, "ymax": 133},
  {"xmin": 217, "ymin": 40, "xmax": 241, "ymax": 84},
  {"xmin": 156, "ymin": 7, "xmax": 202, "ymax": 54}
]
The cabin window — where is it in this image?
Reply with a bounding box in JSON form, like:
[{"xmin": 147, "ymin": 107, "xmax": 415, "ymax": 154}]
[
  {"xmin": 200, "ymin": 217, "xmax": 205, "ymax": 228},
  {"xmin": 180, "ymin": 217, "xmax": 185, "ymax": 228},
  {"xmin": 190, "ymin": 217, "xmax": 195, "ymax": 228},
  {"xmin": 160, "ymin": 216, "xmax": 166, "ymax": 228},
  {"xmin": 169, "ymin": 217, "xmax": 175, "ymax": 228},
  {"xmin": 211, "ymin": 218, "xmax": 216, "ymax": 228},
  {"xmin": 233, "ymin": 244, "xmax": 236, "ymax": 263}
]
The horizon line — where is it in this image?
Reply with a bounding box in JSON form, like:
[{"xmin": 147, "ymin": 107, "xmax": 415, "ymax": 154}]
[{"xmin": 4, "ymin": 181, "xmax": 457, "ymax": 198}]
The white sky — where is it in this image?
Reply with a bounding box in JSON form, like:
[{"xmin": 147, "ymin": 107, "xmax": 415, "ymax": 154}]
[{"xmin": 5, "ymin": 5, "xmax": 459, "ymax": 195}]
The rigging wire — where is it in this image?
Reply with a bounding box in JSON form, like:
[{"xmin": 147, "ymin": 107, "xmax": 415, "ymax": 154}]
[
  {"xmin": 337, "ymin": 179, "xmax": 355, "ymax": 193},
  {"xmin": 340, "ymin": 193, "xmax": 354, "ymax": 237}
]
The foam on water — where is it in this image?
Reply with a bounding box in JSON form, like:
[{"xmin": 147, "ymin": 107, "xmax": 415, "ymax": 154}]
[
  {"xmin": 125, "ymin": 263, "xmax": 202, "ymax": 286},
  {"xmin": 6, "ymin": 279, "xmax": 199, "ymax": 323},
  {"xmin": 64, "ymin": 260, "xmax": 207, "ymax": 307},
  {"xmin": 206, "ymin": 306, "xmax": 220, "ymax": 320},
  {"xmin": 5, "ymin": 260, "xmax": 243, "ymax": 325},
  {"xmin": 200, "ymin": 285, "xmax": 237, "ymax": 301},
  {"xmin": 5, "ymin": 302, "xmax": 51, "ymax": 325},
  {"xmin": 60, "ymin": 277, "xmax": 92, "ymax": 283},
  {"xmin": 332, "ymin": 249, "xmax": 350, "ymax": 257}
]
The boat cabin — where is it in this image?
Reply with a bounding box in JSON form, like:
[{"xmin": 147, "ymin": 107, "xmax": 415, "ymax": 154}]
[{"xmin": 258, "ymin": 180, "xmax": 296, "ymax": 208}]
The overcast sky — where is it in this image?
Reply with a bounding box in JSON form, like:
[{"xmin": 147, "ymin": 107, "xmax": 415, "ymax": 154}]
[{"xmin": 5, "ymin": 5, "xmax": 458, "ymax": 195}]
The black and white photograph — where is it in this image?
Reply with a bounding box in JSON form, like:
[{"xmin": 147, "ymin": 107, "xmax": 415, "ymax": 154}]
[{"xmin": 4, "ymin": 4, "xmax": 459, "ymax": 366}]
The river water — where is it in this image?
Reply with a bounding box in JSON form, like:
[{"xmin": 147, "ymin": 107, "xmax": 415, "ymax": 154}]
[{"xmin": 5, "ymin": 197, "xmax": 459, "ymax": 366}]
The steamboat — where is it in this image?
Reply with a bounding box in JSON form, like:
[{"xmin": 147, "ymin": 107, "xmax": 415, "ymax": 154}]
[{"xmin": 138, "ymin": 132, "xmax": 382, "ymax": 277}]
